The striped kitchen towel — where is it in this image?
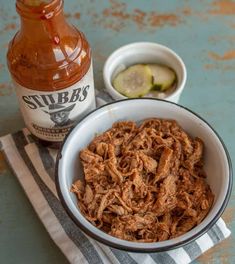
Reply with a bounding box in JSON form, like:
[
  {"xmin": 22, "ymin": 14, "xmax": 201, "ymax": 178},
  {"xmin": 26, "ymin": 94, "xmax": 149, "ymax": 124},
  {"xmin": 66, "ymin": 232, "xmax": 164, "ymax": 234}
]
[
  {"xmin": 0, "ymin": 128, "xmax": 231, "ymax": 264},
  {"xmin": 0, "ymin": 96, "xmax": 231, "ymax": 264}
]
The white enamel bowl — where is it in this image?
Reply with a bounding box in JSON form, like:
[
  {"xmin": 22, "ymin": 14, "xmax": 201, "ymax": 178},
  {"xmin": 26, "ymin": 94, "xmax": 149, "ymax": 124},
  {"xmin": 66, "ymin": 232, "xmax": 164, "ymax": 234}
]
[{"xmin": 56, "ymin": 99, "xmax": 232, "ymax": 252}]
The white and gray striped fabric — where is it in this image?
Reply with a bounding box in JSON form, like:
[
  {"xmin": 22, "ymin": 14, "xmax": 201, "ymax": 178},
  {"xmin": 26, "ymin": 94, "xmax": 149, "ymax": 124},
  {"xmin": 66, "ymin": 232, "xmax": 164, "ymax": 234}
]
[{"xmin": 0, "ymin": 96, "xmax": 231, "ymax": 264}]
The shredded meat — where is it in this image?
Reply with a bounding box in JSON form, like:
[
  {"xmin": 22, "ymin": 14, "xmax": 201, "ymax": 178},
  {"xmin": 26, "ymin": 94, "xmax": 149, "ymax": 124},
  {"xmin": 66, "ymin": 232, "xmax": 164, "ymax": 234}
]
[
  {"xmin": 154, "ymin": 147, "xmax": 173, "ymax": 183},
  {"xmin": 71, "ymin": 119, "xmax": 214, "ymax": 242}
]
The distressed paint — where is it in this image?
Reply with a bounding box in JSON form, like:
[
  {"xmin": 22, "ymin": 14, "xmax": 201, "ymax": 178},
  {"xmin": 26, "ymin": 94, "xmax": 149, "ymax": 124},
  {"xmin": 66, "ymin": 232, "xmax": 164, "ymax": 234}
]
[
  {"xmin": 209, "ymin": 0, "xmax": 235, "ymax": 15},
  {"xmin": 223, "ymin": 206, "xmax": 235, "ymax": 224},
  {"xmin": 0, "ymin": 0, "xmax": 235, "ymax": 263},
  {"xmin": 0, "ymin": 83, "xmax": 14, "ymax": 96},
  {"xmin": 209, "ymin": 50, "xmax": 235, "ymax": 60},
  {"xmin": 89, "ymin": 2, "xmax": 183, "ymax": 32},
  {"xmin": 198, "ymin": 236, "xmax": 234, "ymax": 264}
]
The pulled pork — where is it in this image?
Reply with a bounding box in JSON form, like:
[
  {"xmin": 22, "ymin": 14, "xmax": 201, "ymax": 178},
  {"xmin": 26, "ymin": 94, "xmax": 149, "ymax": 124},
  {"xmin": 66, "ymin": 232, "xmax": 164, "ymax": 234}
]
[{"xmin": 71, "ymin": 119, "xmax": 214, "ymax": 242}]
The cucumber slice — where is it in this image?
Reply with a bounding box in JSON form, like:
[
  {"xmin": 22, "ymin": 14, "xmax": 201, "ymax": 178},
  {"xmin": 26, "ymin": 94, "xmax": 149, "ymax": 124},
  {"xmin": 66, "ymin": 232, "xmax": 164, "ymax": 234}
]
[
  {"xmin": 113, "ymin": 65, "xmax": 153, "ymax": 98},
  {"xmin": 148, "ymin": 64, "xmax": 176, "ymax": 91}
]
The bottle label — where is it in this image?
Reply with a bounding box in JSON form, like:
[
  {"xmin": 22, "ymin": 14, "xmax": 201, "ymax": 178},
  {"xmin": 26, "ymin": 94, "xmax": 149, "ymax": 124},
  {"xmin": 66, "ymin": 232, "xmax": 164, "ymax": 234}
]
[{"xmin": 15, "ymin": 64, "xmax": 96, "ymax": 142}]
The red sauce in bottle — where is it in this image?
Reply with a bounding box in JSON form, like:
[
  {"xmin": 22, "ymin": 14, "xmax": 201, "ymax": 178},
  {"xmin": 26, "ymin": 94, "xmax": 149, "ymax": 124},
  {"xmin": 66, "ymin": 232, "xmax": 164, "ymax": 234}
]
[{"xmin": 7, "ymin": 0, "xmax": 96, "ymax": 147}]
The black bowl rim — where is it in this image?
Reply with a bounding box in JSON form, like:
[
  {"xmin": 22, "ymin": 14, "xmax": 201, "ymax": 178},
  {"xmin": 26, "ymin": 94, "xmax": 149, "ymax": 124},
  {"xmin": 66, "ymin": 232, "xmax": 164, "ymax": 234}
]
[{"xmin": 55, "ymin": 98, "xmax": 233, "ymax": 253}]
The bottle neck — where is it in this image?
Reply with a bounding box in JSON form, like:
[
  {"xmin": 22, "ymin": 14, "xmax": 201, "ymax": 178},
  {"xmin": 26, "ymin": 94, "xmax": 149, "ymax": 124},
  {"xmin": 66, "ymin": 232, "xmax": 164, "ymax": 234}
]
[
  {"xmin": 16, "ymin": 0, "xmax": 71, "ymax": 42},
  {"xmin": 16, "ymin": 0, "xmax": 62, "ymax": 19}
]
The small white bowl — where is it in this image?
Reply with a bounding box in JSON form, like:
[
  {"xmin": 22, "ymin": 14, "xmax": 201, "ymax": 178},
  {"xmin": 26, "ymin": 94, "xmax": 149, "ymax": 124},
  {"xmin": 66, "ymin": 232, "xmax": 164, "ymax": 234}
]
[
  {"xmin": 103, "ymin": 42, "xmax": 187, "ymax": 103},
  {"xmin": 56, "ymin": 99, "xmax": 232, "ymax": 252}
]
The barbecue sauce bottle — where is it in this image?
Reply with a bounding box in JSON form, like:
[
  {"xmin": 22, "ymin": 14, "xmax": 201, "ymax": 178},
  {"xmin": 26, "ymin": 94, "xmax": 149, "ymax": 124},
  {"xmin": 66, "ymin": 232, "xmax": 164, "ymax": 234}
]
[{"xmin": 7, "ymin": 0, "xmax": 95, "ymax": 147}]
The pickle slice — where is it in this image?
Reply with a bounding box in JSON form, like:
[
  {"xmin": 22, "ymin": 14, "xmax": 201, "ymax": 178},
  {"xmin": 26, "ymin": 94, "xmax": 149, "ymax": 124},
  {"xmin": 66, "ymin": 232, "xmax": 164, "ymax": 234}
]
[
  {"xmin": 148, "ymin": 64, "xmax": 176, "ymax": 91},
  {"xmin": 113, "ymin": 65, "xmax": 153, "ymax": 98}
]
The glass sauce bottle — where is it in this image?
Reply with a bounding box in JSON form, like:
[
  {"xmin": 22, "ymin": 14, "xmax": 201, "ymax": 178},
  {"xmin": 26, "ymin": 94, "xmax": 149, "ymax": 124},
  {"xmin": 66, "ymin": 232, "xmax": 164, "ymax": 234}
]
[{"xmin": 7, "ymin": 0, "xmax": 96, "ymax": 147}]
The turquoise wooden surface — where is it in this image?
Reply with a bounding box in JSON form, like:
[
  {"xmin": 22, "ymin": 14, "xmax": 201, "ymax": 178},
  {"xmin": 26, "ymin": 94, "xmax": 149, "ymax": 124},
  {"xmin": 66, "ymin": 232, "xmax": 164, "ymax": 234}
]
[{"xmin": 0, "ymin": 0, "xmax": 234, "ymax": 263}]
